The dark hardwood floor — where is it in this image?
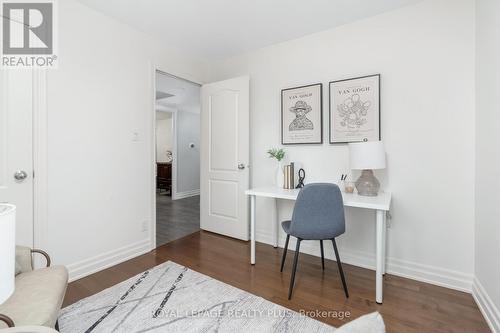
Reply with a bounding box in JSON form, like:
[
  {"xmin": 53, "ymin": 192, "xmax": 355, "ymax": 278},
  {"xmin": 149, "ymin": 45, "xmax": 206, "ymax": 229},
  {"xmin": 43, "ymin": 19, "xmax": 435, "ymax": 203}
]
[
  {"xmin": 64, "ymin": 231, "xmax": 490, "ymax": 333},
  {"xmin": 156, "ymin": 194, "xmax": 200, "ymax": 246}
]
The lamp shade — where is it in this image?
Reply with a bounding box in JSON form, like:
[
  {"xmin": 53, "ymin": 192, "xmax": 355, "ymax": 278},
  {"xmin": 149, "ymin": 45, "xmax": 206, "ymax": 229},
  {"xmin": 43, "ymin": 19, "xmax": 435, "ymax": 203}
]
[
  {"xmin": 0, "ymin": 204, "xmax": 16, "ymax": 304},
  {"xmin": 349, "ymin": 141, "xmax": 386, "ymax": 170}
]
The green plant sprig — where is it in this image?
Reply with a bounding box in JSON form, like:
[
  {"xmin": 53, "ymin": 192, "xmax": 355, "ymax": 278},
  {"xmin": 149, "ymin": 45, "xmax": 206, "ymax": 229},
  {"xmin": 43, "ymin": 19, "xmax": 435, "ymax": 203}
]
[{"xmin": 267, "ymin": 148, "xmax": 285, "ymax": 162}]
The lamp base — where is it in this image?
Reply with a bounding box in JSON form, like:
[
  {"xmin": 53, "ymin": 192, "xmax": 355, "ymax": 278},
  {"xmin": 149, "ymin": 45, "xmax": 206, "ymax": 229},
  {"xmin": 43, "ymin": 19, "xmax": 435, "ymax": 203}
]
[{"xmin": 355, "ymin": 169, "xmax": 380, "ymax": 196}]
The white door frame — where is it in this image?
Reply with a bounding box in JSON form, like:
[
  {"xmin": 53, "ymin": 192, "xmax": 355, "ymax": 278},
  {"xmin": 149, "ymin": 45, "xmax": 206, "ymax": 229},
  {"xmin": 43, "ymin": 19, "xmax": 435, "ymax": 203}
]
[
  {"xmin": 150, "ymin": 66, "xmax": 203, "ymax": 250},
  {"xmin": 33, "ymin": 70, "xmax": 49, "ymax": 255},
  {"xmin": 2, "ymin": 69, "xmax": 50, "ymax": 255},
  {"xmin": 156, "ymin": 107, "xmax": 177, "ymax": 200}
]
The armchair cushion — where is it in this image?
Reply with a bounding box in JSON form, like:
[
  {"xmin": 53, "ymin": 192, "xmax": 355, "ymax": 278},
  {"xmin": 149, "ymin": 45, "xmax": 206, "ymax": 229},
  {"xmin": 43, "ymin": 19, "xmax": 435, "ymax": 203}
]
[
  {"xmin": 0, "ymin": 266, "xmax": 68, "ymax": 329},
  {"xmin": 14, "ymin": 247, "xmax": 32, "ymax": 276},
  {"xmin": 336, "ymin": 312, "xmax": 385, "ymax": 333}
]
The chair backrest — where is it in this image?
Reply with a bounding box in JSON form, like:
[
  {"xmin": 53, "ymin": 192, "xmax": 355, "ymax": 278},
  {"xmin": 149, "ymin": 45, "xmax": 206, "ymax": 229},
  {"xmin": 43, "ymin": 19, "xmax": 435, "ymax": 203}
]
[{"xmin": 289, "ymin": 183, "xmax": 345, "ymax": 240}]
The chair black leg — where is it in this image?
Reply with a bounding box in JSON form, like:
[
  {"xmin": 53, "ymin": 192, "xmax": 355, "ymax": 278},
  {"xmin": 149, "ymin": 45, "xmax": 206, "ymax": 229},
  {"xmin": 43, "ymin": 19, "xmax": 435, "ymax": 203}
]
[
  {"xmin": 320, "ymin": 240, "xmax": 325, "ymax": 270},
  {"xmin": 332, "ymin": 238, "xmax": 349, "ymax": 298},
  {"xmin": 280, "ymin": 234, "xmax": 290, "ymax": 272},
  {"xmin": 288, "ymin": 238, "xmax": 302, "ymax": 300}
]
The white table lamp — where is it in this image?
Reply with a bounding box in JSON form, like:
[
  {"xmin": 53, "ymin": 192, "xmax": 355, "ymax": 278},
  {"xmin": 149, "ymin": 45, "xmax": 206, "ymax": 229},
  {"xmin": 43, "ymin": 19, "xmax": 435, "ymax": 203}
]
[
  {"xmin": 349, "ymin": 141, "xmax": 386, "ymax": 196},
  {"xmin": 0, "ymin": 204, "xmax": 16, "ymax": 304}
]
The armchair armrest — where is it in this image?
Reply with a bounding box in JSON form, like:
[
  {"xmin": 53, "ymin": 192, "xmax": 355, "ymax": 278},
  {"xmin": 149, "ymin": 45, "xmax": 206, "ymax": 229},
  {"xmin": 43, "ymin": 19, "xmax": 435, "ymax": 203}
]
[
  {"xmin": 15, "ymin": 247, "xmax": 52, "ymax": 275},
  {"xmin": 30, "ymin": 249, "xmax": 51, "ymax": 267},
  {"xmin": 0, "ymin": 314, "xmax": 14, "ymax": 327}
]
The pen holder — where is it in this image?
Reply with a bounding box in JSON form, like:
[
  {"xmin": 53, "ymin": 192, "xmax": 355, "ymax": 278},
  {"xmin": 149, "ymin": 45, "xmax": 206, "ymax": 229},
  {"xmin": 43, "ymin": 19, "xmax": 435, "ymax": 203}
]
[{"xmin": 342, "ymin": 180, "xmax": 356, "ymax": 194}]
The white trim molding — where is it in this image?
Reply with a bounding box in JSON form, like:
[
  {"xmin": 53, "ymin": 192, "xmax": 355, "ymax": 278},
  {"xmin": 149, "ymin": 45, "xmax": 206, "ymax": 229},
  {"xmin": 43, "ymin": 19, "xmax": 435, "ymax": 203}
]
[
  {"xmin": 473, "ymin": 277, "xmax": 500, "ymax": 333},
  {"xmin": 174, "ymin": 189, "xmax": 200, "ymax": 200},
  {"xmin": 32, "ymin": 69, "xmax": 49, "ymax": 265},
  {"xmin": 255, "ymin": 231, "xmax": 473, "ymax": 293},
  {"xmin": 150, "ymin": 64, "xmax": 157, "ymax": 250},
  {"xmin": 168, "ymin": 109, "xmax": 178, "ymax": 200},
  {"xmin": 67, "ymin": 239, "xmax": 151, "ymax": 282}
]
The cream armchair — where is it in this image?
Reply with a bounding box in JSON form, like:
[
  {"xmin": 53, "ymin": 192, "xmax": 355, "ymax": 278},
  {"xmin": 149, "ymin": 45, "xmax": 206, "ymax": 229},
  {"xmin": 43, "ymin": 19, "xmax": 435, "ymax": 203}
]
[{"xmin": 0, "ymin": 246, "xmax": 68, "ymax": 330}]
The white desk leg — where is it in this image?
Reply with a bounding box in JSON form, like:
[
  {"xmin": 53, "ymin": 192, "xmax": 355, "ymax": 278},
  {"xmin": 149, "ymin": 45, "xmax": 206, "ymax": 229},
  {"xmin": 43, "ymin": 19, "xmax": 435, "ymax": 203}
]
[
  {"xmin": 382, "ymin": 212, "xmax": 387, "ymax": 275},
  {"xmin": 376, "ymin": 209, "xmax": 385, "ymax": 304},
  {"xmin": 250, "ymin": 195, "xmax": 256, "ymax": 265},
  {"xmin": 272, "ymin": 198, "xmax": 279, "ymax": 248}
]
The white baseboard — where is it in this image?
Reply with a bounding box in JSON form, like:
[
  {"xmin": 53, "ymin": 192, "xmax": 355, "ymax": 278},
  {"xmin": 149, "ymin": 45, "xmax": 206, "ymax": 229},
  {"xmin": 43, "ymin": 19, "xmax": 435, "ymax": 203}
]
[
  {"xmin": 174, "ymin": 189, "xmax": 200, "ymax": 200},
  {"xmin": 256, "ymin": 231, "xmax": 473, "ymax": 293},
  {"xmin": 66, "ymin": 239, "xmax": 151, "ymax": 282},
  {"xmin": 66, "ymin": 229, "xmax": 473, "ymax": 294},
  {"xmin": 473, "ymin": 277, "xmax": 500, "ymax": 333},
  {"xmin": 385, "ymin": 256, "xmax": 472, "ymax": 292}
]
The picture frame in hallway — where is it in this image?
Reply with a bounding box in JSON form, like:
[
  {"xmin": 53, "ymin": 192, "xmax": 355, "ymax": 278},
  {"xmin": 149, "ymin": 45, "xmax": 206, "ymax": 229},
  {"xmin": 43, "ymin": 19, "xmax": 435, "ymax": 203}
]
[
  {"xmin": 281, "ymin": 83, "xmax": 323, "ymax": 145},
  {"xmin": 329, "ymin": 74, "xmax": 380, "ymax": 143}
]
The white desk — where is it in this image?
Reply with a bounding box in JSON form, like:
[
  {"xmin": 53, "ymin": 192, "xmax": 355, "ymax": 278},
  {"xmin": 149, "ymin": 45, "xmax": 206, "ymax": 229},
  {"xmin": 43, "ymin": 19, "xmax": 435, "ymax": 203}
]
[{"xmin": 245, "ymin": 186, "xmax": 392, "ymax": 304}]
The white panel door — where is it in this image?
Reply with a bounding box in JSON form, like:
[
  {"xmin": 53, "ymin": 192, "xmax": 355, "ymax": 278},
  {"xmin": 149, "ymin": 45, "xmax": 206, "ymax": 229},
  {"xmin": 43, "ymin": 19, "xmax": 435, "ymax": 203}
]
[
  {"xmin": 200, "ymin": 76, "xmax": 249, "ymax": 240},
  {"xmin": 0, "ymin": 70, "xmax": 34, "ymax": 247}
]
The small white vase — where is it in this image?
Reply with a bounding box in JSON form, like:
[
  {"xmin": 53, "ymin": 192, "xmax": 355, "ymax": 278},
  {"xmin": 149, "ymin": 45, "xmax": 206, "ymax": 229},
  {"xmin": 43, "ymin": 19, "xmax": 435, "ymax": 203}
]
[{"xmin": 275, "ymin": 161, "xmax": 284, "ymax": 188}]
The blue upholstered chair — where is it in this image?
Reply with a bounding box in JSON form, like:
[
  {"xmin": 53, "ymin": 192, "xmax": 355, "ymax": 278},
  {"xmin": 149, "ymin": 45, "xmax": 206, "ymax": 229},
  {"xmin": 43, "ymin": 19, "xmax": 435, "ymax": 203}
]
[{"xmin": 281, "ymin": 183, "xmax": 349, "ymax": 299}]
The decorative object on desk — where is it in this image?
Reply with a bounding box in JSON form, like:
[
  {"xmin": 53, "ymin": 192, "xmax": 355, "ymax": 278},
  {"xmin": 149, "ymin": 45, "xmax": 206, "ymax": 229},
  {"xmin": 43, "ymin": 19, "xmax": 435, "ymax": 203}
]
[
  {"xmin": 295, "ymin": 168, "xmax": 306, "ymax": 188},
  {"xmin": 349, "ymin": 141, "xmax": 386, "ymax": 196},
  {"xmin": 267, "ymin": 148, "xmax": 285, "ymax": 187},
  {"xmin": 329, "ymin": 74, "xmax": 380, "ymax": 143},
  {"xmin": 281, "ymin": 83, "xmax": 323, "ymax": 145},
  {"xmin": 283, "ymin": 165, "xmax": 290, "ymax": 189},
  {"xmin": 0, "ymin": 204, "xmax": 16, "ymax": 304},
  {"xmin": 283, "ymin": 163, "xmax": 295, "ymax": 189}
]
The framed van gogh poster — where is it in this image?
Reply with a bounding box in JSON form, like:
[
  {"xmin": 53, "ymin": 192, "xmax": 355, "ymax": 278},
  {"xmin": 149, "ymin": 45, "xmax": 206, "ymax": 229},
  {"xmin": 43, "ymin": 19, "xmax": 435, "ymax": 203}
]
[
  {"xmin": 329, "ymin": 74, "xmax": 380, "ymax": 143},
  {"xmin": 281, "ymin": 83, "xmax": 323, "ymax": 145}
]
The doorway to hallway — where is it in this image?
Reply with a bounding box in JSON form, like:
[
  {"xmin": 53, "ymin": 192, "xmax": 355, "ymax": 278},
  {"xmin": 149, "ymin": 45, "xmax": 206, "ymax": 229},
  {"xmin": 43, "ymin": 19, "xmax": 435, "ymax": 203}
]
[{"xmin": 155, "ymin": 70, "xmax": 201, "ymax": 247}]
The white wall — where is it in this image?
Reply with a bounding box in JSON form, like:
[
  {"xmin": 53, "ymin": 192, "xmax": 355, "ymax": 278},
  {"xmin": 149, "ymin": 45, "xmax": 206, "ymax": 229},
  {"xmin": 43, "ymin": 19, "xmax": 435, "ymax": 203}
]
[
  {"xmin": 209, "ymin": 0, "xmax": 475, "ymax": 290},
  {"xmin": 474, "ymin": 0, "xmax": 500, "ymax": 330},
  {"xmin": 176, "ymin": 110, "xmax": 200, "ymax": 195},
  {"xmin": 45, "ymin": 0, "xmax": 207, "ymax": 279},
  {"xmin": 156, "ymin": 117, "xmax": 173, "ymax": 163}
]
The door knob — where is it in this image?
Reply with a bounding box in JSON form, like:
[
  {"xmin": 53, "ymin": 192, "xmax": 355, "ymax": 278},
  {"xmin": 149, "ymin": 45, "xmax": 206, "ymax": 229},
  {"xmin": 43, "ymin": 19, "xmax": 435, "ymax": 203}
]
[
  {"xmin": 13, "ymin": 170, "xmax": 28, "ymax": 181},
  {"xmin": 237, "ymin": 163, "xmax": 245, "ymax": 170}
]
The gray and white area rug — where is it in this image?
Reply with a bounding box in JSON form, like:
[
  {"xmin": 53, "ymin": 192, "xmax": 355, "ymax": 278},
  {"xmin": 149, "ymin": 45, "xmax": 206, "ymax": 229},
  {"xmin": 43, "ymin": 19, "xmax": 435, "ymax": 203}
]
[{"xmin": 59, "ymin": 261, "xmax": 336, "ymax": 333}]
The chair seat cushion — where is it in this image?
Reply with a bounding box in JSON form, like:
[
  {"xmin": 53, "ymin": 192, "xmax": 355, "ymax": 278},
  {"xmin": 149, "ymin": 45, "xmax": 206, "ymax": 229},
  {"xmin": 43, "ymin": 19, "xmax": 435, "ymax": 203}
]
[
  {"xmin": 281, "ymin": 220, "xmax": 291, "ymax": 234},
  {"xmin": 0, "ymin": 266, "xmax": 68, "ymax": 329},
  {"xmin": 282, "ymin": 219, "xmax": 338, "ymax": 240}
]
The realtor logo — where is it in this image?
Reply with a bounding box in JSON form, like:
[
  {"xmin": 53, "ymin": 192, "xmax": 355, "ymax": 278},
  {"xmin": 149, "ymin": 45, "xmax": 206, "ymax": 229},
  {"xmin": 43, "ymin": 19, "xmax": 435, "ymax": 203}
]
[{"xmin": 1, "ymin": 0, "xmax": 57, "ymax": 68}]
